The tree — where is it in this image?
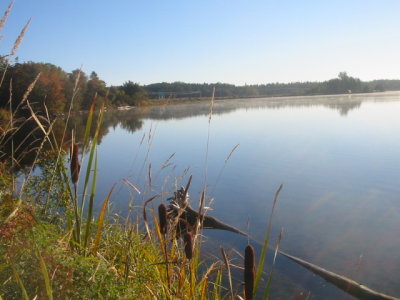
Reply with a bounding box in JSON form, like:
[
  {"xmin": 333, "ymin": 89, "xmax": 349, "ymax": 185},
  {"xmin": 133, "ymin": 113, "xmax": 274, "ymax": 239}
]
[
  {"xmin": 81, "ymin": 71, "xmax": 107, "ymax": 110},
  {"xmin": 0, "ymin": 62, "xmax": 68, "ymax": 114}
]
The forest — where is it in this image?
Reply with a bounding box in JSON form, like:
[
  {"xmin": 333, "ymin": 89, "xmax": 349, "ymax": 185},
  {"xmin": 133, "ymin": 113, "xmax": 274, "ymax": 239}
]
[{"xmin": 1, "ymin": 59, "xmax": 400, "ymax": 116}]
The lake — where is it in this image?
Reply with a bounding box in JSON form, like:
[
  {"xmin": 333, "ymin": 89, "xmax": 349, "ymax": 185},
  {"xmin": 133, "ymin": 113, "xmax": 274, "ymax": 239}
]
[{"xmin": 79, "ymin": 92, "xmax": 400, "ymax": 299}]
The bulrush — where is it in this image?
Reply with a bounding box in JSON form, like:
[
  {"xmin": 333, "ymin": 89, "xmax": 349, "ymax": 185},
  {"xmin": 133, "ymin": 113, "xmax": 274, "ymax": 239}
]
[
  {"xmin": 244, "ymin": 245, "xmax": 256, "ymax": 300},
  {"xmin": 70, "ymin": 143, "xmax": 80, "ymax": 184},
  {"xmin": 158, "ymin": 204, "xmax": 168, "ymax": 235},
  {"xmin": 183, "ymin": 232, "xmax": 193, "ymax": 260}
]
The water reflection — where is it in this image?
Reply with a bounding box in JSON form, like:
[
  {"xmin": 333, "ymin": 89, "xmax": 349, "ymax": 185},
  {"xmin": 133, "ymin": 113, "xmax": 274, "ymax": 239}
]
[{"xmin": 102, "ymin": 92, "xmax": 399, "ymax": 129}]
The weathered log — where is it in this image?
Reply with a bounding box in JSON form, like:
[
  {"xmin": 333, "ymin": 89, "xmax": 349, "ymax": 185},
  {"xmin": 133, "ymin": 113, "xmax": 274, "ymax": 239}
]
[{"xmin": 280, "ymin": 251, "xmax": 400, "ymax": 300}]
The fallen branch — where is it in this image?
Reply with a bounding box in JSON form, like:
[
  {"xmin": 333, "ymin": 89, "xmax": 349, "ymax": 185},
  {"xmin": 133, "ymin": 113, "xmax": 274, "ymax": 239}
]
[{"xmin": 280, "ymin": 251, "xmax": 400, "ymax": 300}]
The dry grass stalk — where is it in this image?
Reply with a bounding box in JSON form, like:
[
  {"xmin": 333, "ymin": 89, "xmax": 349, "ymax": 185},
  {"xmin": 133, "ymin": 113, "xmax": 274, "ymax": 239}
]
[
  {"xmin": 244, "ymin": 245, "xmax": 255, "ymax": 300},
  {"xmin": 220, "ymin": 247, "xmax": 234, "ymax": 299},
  {"xmin": 10, "ymin": 18, "xmax": 31, "ymax": 57},
  {"xmin": 208, "ymin": 87, "xmax": 215, "ymax": 124},
  {"xmin": 70, "ymin": 143, "xmax": 80, "ymax": 184},
  {"xmin": 142, "ymin": 195, "xmax": 160, "ymax": 240},
  {"xmin": 158, "ymin": 204, "xmax": 168, "ymax": 235},
  {"xmin": 17, "ymin": 72, "xmax": 41, "ymax": 114},
  {"xmin": 0, "ymin": 0, "xmax": 14, "ymax": 37},
  {"xmin": 122, "ymin": 178, "xmax": 141, "ymax": 194},
  {"xmin": 193, "ymin": 189, "xmax": 205, "ymax": 237},
  {"xmin": 225, "ymin": 143, "xmax": 239, "ymax": 163}
]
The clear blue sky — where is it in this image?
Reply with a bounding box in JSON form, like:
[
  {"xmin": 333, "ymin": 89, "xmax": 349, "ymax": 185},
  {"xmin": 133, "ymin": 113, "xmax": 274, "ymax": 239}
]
[{"xmin": 1, "ymin": 0, "xmax": 400, "ymax": 86}]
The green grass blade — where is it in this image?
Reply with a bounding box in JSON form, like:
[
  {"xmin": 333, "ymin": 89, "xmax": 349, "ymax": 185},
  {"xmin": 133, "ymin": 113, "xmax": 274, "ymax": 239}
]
[
  {"xmin": 254, "ymin": 184, "xmax": 283, "ymax": 295},
  {"xmin": 212, "ymin": 269, "xmax": 222, "ymax": 300},
  {"xmin": 36, "ymin": 249, "xmax": 53, "ymax": 300},
  {"xmin": 263, "ymin": 229, "xmax": 283, "ymax": 300},
  {"xmin": 8, "ymin": 256, "xmax": 29, "ymax": 300},
  {"xmin": 220, "ymin": 247, "xmax": 234, "ymax": 300},
  {"xmin": 93, "ymin": 184, "xmax": 115, "ymax": 253},
  {"xmin": 80, "ymin": 135, "xmax": 97, "ymax": 219},
  {"xmin": 84, "ymin": 149, "xmax": 98, "ymax": 249},
  {"xmin": 263, "ymin": 273, "xmax": 273, "ymax": 300},
  {"xmin": 78, "ymin": 97, "xmax": 95, "ymax": 222},
  {"xmin": 80, "ymin": 103, "xmax": 104, "ymax": 230},
  {"xmin": 83, "ymin": 98, "xmax": 96, "ymax": 152}
]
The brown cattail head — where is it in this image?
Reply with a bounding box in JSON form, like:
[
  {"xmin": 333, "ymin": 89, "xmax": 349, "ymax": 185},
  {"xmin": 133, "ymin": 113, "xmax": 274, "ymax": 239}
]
[
  {"xmin": 183, "ymin": 232, "xmax": 193, "ymax": 260},
  {"xmin": 175, "ymin": 218, "xmax": 193, "ymax": 239},
  {"xmin": 244, "ymin": 245, "xmax": 256, "ymax": 300},
  {"xmin": 158, "ymin": 204, "xmax": 168, "ymax": 235},
  {"xmin": 70, "ymin": 143, "xmax": 80, "ymax": 184}
]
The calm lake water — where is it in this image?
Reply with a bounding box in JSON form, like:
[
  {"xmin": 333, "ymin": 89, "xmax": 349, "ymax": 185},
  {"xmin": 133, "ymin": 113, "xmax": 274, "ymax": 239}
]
[{"xmin": 82, "ymin": 92, "xmax": 400, "ymax": 299}]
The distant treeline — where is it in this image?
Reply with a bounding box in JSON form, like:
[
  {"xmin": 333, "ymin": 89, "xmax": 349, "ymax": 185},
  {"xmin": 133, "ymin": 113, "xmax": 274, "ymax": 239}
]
[
  {"xmin": 1, "ymin": 60, "xmax": 400, "ymax": 116},
  {"xmin": 145, "ymin": 72, "xmax": 400, "ymax": 99}
]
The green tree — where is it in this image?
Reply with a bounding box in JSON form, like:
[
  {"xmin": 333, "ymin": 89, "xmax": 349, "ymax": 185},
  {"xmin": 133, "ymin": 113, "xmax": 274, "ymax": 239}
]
[{"xmin": 81, "ymin": 71, "xmax": 107, "ymax": 110}]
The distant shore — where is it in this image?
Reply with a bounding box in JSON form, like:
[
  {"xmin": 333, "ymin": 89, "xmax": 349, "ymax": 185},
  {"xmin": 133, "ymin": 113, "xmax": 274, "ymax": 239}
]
[{"xmin": 121, "ymin": 90, "xmax": 400, "ymax": 108}]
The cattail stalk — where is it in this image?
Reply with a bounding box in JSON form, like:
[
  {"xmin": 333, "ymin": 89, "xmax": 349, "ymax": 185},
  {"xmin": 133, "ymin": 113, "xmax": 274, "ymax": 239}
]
[
  {"xmin": 157, "ymin": 203, "xmax": 170, "ymax": 289},
  {"xmin": 244, "ymin": 245, "xmax": 256, "ymax": 300}
]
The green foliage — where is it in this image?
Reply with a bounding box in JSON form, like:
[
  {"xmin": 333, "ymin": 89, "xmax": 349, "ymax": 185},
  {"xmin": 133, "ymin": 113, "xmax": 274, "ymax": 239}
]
[{"xmin": 23, "ymin": 151, "xmax": 70, "ymax": 220}]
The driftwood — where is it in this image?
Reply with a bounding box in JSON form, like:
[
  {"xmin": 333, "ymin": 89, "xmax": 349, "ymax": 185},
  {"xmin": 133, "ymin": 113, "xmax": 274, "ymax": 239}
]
[
  {"xmin": 166, "ymin": 187, "xmax": 247, "ymax": 237},
  {"xmin": 280, "ymin": 251, "xmax": 400, "ymax": 300}
]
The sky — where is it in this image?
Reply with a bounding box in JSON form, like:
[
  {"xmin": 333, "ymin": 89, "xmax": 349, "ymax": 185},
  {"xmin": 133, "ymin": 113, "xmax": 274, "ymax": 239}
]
[{"xmin": 1, "ymin": 0, "xmax": 400, "ymax": 86}]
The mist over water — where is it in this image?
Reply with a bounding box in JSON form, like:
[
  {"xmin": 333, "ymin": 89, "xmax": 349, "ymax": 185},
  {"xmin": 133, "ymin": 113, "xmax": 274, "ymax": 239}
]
[{"xmin": 81, "ymin": 92, "xmax": 400, "ymax": 298}]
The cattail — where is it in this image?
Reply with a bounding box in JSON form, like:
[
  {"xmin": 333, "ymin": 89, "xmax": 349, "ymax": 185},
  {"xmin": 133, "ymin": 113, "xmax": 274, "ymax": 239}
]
[
  {"xmin": 176, "ymin": 218, "xmax": 192, "ymax": 239},
  {"xmin": 158, "ymin": 204, "xmax": 168, "ymax": 235},
  {"xmin": 183, "ymin": 232, "xmax": 193, "ymax": 260},
  {"xmin": 244, "ymin": 245, "xmax": 256, "ymax": 300},
  {"xmin": 70, "ymin": 143, "xmax": 80, "ymax": 184}
]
